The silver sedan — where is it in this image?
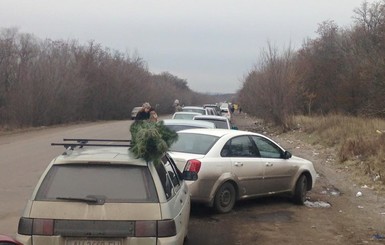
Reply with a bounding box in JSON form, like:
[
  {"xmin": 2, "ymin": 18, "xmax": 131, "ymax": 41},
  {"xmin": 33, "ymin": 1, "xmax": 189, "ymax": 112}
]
[{"xmin": 168, "ymin": 128, "xmax": 317, "ymax": 213}]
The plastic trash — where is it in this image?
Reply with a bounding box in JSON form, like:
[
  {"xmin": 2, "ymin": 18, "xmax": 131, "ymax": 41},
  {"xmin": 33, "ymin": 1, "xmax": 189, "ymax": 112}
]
[
  {"xmin": 356, "ymin": 191, "xmax": 362, "ymax": 197},
  {"xmin": 372, "ymin": 233, "xmax": 385, "ymax": 240},
  {"xmin": 304, "ymin": 200, "xmax": 331, "ymax": 208}
]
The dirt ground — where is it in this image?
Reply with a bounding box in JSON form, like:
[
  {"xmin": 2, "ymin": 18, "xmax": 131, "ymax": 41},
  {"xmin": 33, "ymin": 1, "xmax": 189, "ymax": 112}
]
[{"xmin": 213, "ymin": 112, "xmax": 385, "ymax": 244}]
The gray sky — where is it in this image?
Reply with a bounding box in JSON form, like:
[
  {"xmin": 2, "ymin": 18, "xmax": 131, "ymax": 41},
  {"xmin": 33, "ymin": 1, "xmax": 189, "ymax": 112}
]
[{"xmin": 0, "ymin": 0, "xmax": 370, "ymax": 93}]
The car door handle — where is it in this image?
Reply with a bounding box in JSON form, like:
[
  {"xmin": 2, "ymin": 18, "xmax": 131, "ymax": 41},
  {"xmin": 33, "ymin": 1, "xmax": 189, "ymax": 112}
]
[
  {"xmin": 234, "ymin": 162, "xmax": 243, "ymax": 167},
  {"xmin": 265, "ymin": 162, "xmax": 273, "ymax": 167}
]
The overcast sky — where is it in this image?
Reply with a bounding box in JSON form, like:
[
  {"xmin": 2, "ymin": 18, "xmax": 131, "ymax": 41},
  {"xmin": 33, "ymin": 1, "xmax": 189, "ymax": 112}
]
[{"xmin": 0, "ymin": 0, "xmax": 371, "ymax": 93}]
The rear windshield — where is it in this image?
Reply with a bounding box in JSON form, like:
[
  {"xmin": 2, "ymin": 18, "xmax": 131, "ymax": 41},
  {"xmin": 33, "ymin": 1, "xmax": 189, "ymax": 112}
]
[
  {"xmin": 165, "ymin": 125, "xmax": 208, "ymax": 132},
  {"xmin": 170, "ymin": 133, "xmax": 219, "ymax": 154},
  {"xmin": 182, "ymin": 108, "xmax": 205, "ymax": 114},
  {"xmin": 195, "ymin": 118, "xmax": 228, "ymax": 129},
  {"xmin": 35, "ymin": 164, "xmax": 158, "ymax": 203}
]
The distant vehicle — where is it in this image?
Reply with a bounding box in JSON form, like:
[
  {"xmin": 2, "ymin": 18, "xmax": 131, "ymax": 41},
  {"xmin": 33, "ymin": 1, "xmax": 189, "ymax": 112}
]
[
  {"xmin": 130, "ymin": 106, "xmax": 142, "ymax": 120},
  {"xmin": 181, "ymin": 106, "xmax": 208, "ymax": 115},
  {"xmin": 16, "ymin": 138, "xmax": 197, "ymax": 245},
  {"xmin": 220, "ymin": 107, "xmax": 232, "ymax": 121},
  {"xmin": 172, "ymin": 112, "xmax": 202, "ymax": 120},
  {"xmin": 219, "ymin": 102, "xmax": 230, "ymax": 110},
  {"xmin": 161, "ymin": 119, "xmax": 216, "ymax": 132},
  {"xmin": 203, "ymin": 104, "xmax": 221, "ymax": 116},
  {"xmin": 193, "ymin": 115, "xmax": 235, "ymax": 129},
  {"xmin": 205, "ymin": 107, "xmax": 216, "ymax": 115},
  {"xmin": 168, "ymin": 129, "xmax": 317, "ymax": 213}
]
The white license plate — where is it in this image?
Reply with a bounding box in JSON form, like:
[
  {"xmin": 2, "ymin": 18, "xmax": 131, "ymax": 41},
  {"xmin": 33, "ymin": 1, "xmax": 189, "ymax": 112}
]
[{"xmin": 66, "ymin": 239, "xmax": 123, "ymax": 245}]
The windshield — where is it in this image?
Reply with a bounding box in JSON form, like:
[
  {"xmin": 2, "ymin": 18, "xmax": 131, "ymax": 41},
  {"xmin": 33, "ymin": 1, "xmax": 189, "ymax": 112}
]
[
  {"xmin": 36, "ymin": 164, "xmax": 158, "ymax": 203},
  {"xmin": 170, "ymin": 133, "xmax": 219, "ymax": 154}
]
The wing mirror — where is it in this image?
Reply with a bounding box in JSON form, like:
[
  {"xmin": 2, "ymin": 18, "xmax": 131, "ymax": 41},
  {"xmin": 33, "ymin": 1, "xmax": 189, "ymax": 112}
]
[{"xmin": 283, "ymin": 151, "xmax": 292, "ymax": 159}]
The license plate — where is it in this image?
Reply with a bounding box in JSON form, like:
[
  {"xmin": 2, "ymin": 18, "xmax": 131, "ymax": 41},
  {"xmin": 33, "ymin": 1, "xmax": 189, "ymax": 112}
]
[{"xmin": 66, "ymin": 239, "xmax": 123, "ymax": 245}]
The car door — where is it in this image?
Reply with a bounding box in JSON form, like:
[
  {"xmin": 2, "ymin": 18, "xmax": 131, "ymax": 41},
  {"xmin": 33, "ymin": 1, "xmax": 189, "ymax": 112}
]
[
  {"xmin": 157, "ymin": 155, "xmax": 190, "ymax": 240},
  {"xmin": 223, "ymin": 136, "xmax": 266, "ymax": 196},
  {"xmin": 250, "ymin": 135, "xmax": 298, "ymax": 193}
]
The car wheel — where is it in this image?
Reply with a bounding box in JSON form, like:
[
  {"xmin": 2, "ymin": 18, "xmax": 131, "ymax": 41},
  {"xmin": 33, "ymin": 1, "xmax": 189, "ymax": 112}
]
[
  {"xmin": 183, "ymin": 234, "xmax": 189, "ymax": 245},
  {"xmin": 293, "ymin": 175, "xmax": 307, "ymax": 204},
  {"xmin": 213, "ymin": 182, "xmax": 236, "ymax": 213}
]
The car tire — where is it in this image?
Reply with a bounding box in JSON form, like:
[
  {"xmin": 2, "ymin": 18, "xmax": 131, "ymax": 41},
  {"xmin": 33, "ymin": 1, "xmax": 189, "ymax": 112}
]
[
  {"xmin": 213, "ymin": 182, "xmax": 236, "ymax": 213},
  {"xmin": 293, "ymin": 175, "xmax": 307, "ymax": 205},
  {"xmin": 183, "ymin": 234, "xmax": 189, "ymax": 245}
]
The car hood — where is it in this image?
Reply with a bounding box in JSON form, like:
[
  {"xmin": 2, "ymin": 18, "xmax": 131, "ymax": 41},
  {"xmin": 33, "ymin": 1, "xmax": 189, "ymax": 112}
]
[{"xmin": 168, "ymin": 151, "xmax": 205, "ymax": 171}]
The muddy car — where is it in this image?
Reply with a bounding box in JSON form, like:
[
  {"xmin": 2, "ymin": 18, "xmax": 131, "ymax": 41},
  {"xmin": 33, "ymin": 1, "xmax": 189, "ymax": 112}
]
[{"xmin": 16, "ymin": 139, "xmax": 197, "ymax": 245}]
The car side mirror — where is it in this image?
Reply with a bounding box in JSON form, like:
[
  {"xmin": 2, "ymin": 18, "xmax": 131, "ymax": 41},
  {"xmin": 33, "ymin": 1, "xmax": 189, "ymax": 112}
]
[
  {"xmin": 284, "ymin": 151, "xmax": 292, "ymax": 159},
  {"xmin": 182, "ymin": 171, "xmax": 198, "ymax": 181},
  {"xmin": 231, "ymin": 125, "xmax": 238, "ymax": 130}
]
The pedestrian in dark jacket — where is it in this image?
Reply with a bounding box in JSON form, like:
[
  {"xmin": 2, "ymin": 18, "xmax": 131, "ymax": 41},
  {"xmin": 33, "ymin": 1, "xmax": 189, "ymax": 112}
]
[{"xmin": 135, "ymin": 102, "xmax": 152, "ymax": 121}]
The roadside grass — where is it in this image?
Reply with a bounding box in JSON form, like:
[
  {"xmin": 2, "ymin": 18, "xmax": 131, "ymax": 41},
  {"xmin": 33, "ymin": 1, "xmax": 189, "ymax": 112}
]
[{"xmin": 293, "ymin": 115, "xmax": 385, "ymax": 188}]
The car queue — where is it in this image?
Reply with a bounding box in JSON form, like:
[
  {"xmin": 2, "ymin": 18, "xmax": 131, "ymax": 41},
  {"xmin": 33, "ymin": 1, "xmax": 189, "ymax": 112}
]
[{"xmin": 11, "ymin": 102, "xmax": 317, "ymax": 245}]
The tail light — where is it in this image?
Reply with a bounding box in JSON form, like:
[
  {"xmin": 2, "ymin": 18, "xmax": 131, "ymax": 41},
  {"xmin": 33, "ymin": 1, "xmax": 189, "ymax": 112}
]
[
  {"xmin": 18, "ymin": 217, "xmax": 54, "ymax": 236},
  {"xmin": 135, "ymin": 220, "xmax": 156, "ymax": 237},
  {"xmin": 18, "ymin": 217, "xmax": 176, "ymax": 238},
  {"xmin": 135, "ymin": 220, "xmax": 176, "ymax": 237},
  {"xmin": 184, "ymin": 159, "xmax": 201, "ymax": 173},
  {"xmin": 157, "ymin": 219, "xmax": 177, "ymax": 237}
]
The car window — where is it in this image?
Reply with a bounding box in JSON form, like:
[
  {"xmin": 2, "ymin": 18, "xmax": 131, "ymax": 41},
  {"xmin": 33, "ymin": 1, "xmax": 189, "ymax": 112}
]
[
  {"xmin": 182, "ymin": 108, "xmax": 205, "ymax": 114},
  {"xmin": 221, "ymin": 136, "xmax": 259, "ymax": 157},
  {"xmin": 251, "ymin": 136, "xmax": 283, "ymax": 158},
  {"xmin": 155, "ymin": 156, "xmax": 182, "ymax": 200},
  {"xmin": 35, "ymin": 164, "xmax": 158, "ymax": 203},
  {"xmin": 162, "ymin": 156, "xmax": 181, "ymax": 191},
  {"xmin": 165, "ymin": 125, "xmax": 208, "ymax": 132},
  {"xmin": 170, "ymin": 133, "xmax": 219, "ymax": 154},
  {"xmin": 173, "ymin": 113, "xmax": 198, "ymax": 120},
  {"xmin": 195, "ymin": 118, "xmax": 228, "ymax": 129}
]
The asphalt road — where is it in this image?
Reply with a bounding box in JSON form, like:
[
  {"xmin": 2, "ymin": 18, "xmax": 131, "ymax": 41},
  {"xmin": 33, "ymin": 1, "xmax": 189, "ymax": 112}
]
[{"xmin": 0, "ymin": 120, "xmax": 133, "ymax": 236}]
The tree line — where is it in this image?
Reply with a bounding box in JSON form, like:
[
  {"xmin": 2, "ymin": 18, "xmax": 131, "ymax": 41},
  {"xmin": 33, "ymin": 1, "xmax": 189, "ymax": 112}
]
[
  {"xmin": 0, "ymin": 28, "xmax": 214, "ymax": 128},
  {"xmin": 238, "ymin": 1, "xmax": 385, "ymax": 130}
]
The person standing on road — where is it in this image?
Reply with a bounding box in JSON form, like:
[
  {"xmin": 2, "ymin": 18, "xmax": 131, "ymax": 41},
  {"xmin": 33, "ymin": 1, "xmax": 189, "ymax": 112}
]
[
  {"xmin": 173, "ymin": 99, "xmax": 182, "ymax": 112},
  {"xmin": 135, "ymin": 102, "xmax": 152, "ymax": 121},
  {"xmin": 149, "ymin": 108, "xmax": 158, "ymax": 122}
]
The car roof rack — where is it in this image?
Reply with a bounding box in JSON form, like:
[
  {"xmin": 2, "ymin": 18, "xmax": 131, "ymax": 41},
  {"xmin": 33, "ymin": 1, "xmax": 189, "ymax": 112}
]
[{"xmin": 51, "ymin": 138, "xmax": 132, "ymax": 150}]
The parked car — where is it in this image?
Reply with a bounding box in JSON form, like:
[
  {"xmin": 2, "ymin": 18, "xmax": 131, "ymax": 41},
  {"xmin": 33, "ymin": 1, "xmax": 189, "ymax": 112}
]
[
  {"xmin": 220, "ymin": 107, "xmax": 231, "ymax": 121},
  {"xmin": 161, "ymin": 119, "xmax": 216, "ymax": 132},
  {"xmin": 168, "ymin": 129, "xmax": 317, "ymax": 213},
  {"xmin": 0, "ymin": 235, "xmax": 23, "ymax": 245},
  {"xmin": 17, "ymin": 139, "xmax": 197, "ymax": 245},
  {"xmin": 181, "ymin": 106, "xmax": 208, "ymax": 115},
  {"xmin": 203, "ymin": 104, "xmax": 221, "ymax": 116},
  {"xmin": 204, "ymin": 107, "xmax": 216, "ymax": 115},
  {"xmin": 131, "ymin": 106, "xmax": 142, "ymax": 120},
  {"xmin": 172, "ymin": 111, "xmax": 202, "ymax": 120},
  {"xmin": 193, "ymin": 115, "xmax": 236, "ymax": 129}
]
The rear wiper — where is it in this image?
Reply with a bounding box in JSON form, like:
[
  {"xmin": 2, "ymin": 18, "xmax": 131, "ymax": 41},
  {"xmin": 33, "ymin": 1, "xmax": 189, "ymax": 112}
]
[{"xmin": 56, "ymin": 195, "xmax": 106, "ymax": 205}]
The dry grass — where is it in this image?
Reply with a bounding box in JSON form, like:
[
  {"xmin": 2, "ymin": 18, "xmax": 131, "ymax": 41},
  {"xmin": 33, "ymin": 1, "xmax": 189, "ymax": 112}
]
[{"xmin": 293, "ymin": 115, "xmax": 385, "ymax": 186}]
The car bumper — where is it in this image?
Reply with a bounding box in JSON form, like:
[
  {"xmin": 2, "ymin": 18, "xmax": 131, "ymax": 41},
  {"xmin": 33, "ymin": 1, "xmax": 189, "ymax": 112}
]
[{"xmin": 16, "ymin": 235, "xmax": 185, "ymax": 245}]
